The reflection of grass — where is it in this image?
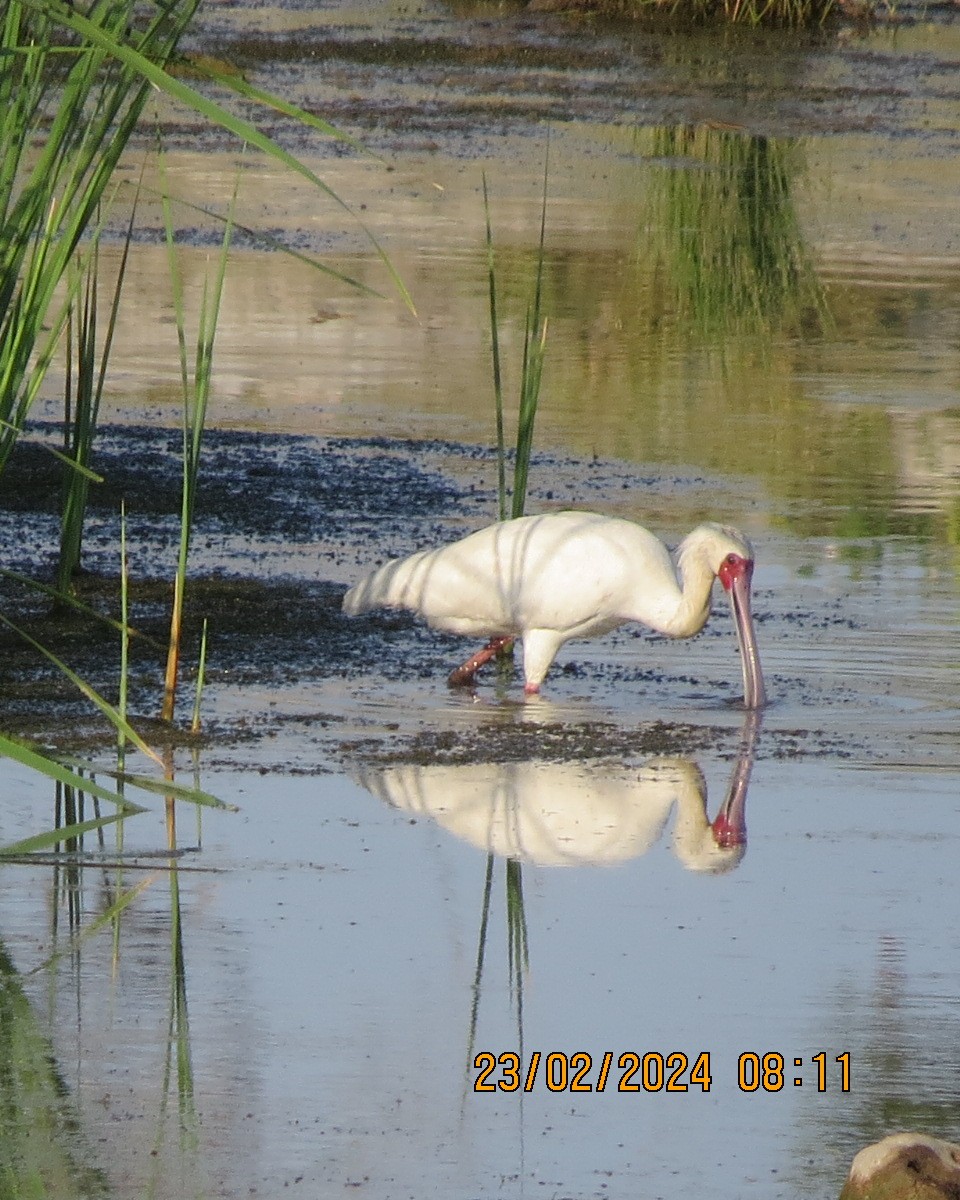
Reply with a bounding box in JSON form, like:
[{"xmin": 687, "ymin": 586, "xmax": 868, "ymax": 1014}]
[
  {"xmin": 506, "ymin": 858, "xmax": 529, "ymax": 1025},
  {"xmin": 565, "ymin": 0, "xmax": 835, "ymax": 24},
  {"xmin": 0, "ymin": 780, "xmax": 205, "ymax": 1195},
  {"xmin": 476, "ymin": 133, "xmax": 928, "ymax": 543},
  {"xmin": 645, "ymin": 125, "xmax": 829, "ymax": 341},
  {"xmin": 157, "ymin": 863, "xmax": 199, "ymax": 1159},
  {"xmin": 0, "ymin": 945, "xmax": 111, "ymax": 1199},
  {"xmin": 464, "ymin": 856, "xmax": 529, "ymax": 1096}
]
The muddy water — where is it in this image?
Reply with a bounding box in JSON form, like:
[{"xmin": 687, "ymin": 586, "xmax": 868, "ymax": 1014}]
[{"xmin": 2, "ymin": 2, "xmax": 960, "ymax": 1198}]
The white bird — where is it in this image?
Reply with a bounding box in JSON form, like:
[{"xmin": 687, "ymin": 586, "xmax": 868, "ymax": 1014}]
[
  {"xmin": 342, "ymin": 511, "xmax": 767, "ymax": 708},
  {"xmin": 356, "ymin": 751, "xmax": 753, "ymax": 872}
]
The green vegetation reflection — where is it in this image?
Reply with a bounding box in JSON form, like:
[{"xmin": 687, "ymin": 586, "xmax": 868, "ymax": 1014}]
[
  {"xmin": 0, "ymin": 946, "xmax": 110, "ymax": 1199},
  {"xmin": 642, "ymin": 124, "xmax": 828, "ymax": 342},
  {"xmin": 1, "ymin": 777, "xmax": 206, "ymax": 1197},
  {"xmin": 493, "ymin": 122, "xmax": 960, "ymax": 546}
]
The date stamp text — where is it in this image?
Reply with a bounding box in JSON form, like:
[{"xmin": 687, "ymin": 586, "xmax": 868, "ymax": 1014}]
[{"xmin": 473, "ymin": 1051, "xmax": 852, "ymax": 1094}]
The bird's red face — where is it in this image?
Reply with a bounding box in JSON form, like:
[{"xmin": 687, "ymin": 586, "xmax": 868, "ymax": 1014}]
[
  {"xmin": 711, "ymin": 808, "xmax": 746, "ymax": 847},
  {"xmin": 717, "ymin": 552, "xmax": 753, "ymax": 592},
  {"xmin": 716, "ymin": 552, "xmax": 767, "ymax": 710}
]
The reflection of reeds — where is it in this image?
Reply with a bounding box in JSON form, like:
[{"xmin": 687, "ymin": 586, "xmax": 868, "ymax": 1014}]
[
  {"xmin": 0, "ymin": 777, "xmax": 201, "ymax": 1191},
  {"xmin": 465, "ymin": 853, "xmax": 496, "ymax": 1088},
  {"xmin": 464, "ymin": 855, "xmax": 530, "ymax": 1096},
  {"xmin": 645, "ymin": 125, "xmax": 829, "ymax": 341},
  {"xmin": 506, "ymin": 858, "xmax": 529, "ymax": 1038},
  {"xmin": 0, "ymin": 943, "xmax": 111, "ymax": 1198},
  {"xmin": 118, "ymin": 501, "xmax": 130, "ymax": 777},
  {"xmin": 584, "ymin": 0, "xmax": 834, "ymax": 25},
  {"xmin": 157, "ymin": 862, "xmax": 199, "ymax": 1150}
]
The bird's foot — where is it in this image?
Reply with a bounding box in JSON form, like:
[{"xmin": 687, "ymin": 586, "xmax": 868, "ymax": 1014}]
[
  {"xmin": 447, "ymin": 636, "xmax": 514, "ymax": 689},
  {"xmin": 447, "ymin": 663, "xmax": 479, "ymax": 689}
]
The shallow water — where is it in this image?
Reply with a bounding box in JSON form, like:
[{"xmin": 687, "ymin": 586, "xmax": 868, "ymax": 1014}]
[{"xmin": 2, "ymin": 0, "xmax": 960, "ymax": 1197}]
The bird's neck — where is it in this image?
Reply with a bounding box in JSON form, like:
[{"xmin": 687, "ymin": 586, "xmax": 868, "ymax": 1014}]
[{"xmin": 657, "ymin": 554, "xmax": 715, "ymax": 638}]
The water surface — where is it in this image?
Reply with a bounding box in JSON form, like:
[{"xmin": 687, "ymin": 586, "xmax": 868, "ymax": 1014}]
[{"xmin": 2, "ymin": 1, "xmax": 960, "ymax": 1197}]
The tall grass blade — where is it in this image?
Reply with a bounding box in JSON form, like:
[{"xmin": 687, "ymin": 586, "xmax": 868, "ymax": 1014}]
[
  {"xmin": 159, "ymin": 152, "xmax": 239, "ymax": 723},
  {"xmin": 0, "ymin": 614, "xmax": 164, "ymax": 766},
  {"xmin": 191, "ymin": 617, "xmax": 208, "ymax": 734},
  {"xmin": 2, "ymin": 813, "xmax": 129, "ymax": 857},
  {"xmin": 32, "ymin": 0, "xmax": 416, "ymax": 315},
  {"xmin": 57, "ymin": 174, "xmax": 143, "ymax": 595},
  {"xmin": 51, "ymin": 753, "xmax": 234, "ymax": 809},
  {"xmin": 1, "ymin": 0, "xmax": 204, "ymax": 471},
  {"xmin": 142, "ymin": 188, "xmax": 383, "ymax": 297},
  {"xmin": 188, "ymin": 59, "xmax": 378, "ymax": 161},
  {"xmin": 0, "ymin": 732, "xmax": 148, "ymax": 814},
  {"xmin": 2, "ymin": 0, "xmax": 413, "ymax": 482},
  {"xmin": 110, "ymin": 770, "xmax": 234, "ymax": 811},
  {"xmin": 0, "ymin": 417, "xmax": 104, "ymax": 482},
  {"xmin": 482, "ymin": 175, "xmax": 507, "ymax": 523},
  {"xmin": 510, "ymin": 143, "xmax": 550, "ymax": 521},
  {"xmin": 118, "ymin": 499, "xmax": 129, "ymax": 772},
  {"xmin": 0, "ymin": 565, "xmax": 160, "ymax": 647}
]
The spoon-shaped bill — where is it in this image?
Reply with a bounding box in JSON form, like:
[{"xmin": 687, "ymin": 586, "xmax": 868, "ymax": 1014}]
[
  {"xmin": 711, "ymin": 710, "xmax": 761, "ymax": 847},
  {"xmin": 722, "ymin": 558, "xmax": 767, "ymax": 710}
]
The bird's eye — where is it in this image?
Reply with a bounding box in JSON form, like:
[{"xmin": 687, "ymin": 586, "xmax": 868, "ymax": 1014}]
[{"xmin": 725, "ymin": 553, "xmax": 740, "ymax": 566}]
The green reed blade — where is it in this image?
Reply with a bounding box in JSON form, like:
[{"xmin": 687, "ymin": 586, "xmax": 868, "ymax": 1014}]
[
  {"xmin": 191, "ymin": 617, "xmax": 208, "ymax": 735},
  {"xmin": 482, "ymin": 174, "xmax": 507, "ymax": 522},
  {"xmin": 37, "ymin": 0, "xmax": 416, "ymax": 315},
  {"xmin": 2, "ymin": 812, "xmax": 127, "ymax": 857},
  {"xmin": 141, "ymin": 185, "xmax": 385, "ymax": 299},
  {"xmin": 118, "ymin": 499, "xmax": 129, "ymax": 770},
  {"xmin": 0, "ymin": 418, "xmax": 104, "ymax": 482},
  {"xmin": 510, "ymin": 142, "xmax": 550, "ymax": 521},
  {"xmin": 159, "ymin": 149, "xmax": 239, "ymax": 722},
  {"xmin": 0, "ymin": 566, "xmax": 161, "ymax": 648},
  {"xmin": 0, "ymin": 614, "xmax": 164, "ymax": 766},
  {"xmin": 0, "ymin": 732, "xmax": 147, "ymax": 814}
]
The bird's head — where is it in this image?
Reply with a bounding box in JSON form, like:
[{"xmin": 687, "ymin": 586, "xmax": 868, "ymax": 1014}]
[{"xmin": 684, "ymin": 524, "xmax": 767, "ymax": 711}]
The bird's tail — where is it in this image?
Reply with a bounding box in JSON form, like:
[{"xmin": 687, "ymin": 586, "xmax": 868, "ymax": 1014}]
[{"xmin": 342, "ymin": 551, "xmax": 432, "ymax": 615}]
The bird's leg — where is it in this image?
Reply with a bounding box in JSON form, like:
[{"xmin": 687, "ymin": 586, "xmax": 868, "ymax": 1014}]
[{"xmin": 447, "ymin": 636, "xmax": 514, "ymax": 689}]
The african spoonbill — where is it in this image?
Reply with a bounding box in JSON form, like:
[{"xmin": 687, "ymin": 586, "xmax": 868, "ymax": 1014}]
[{"xmin": 342, "ymin": 512, "xmax": 767, "ymax": 708}]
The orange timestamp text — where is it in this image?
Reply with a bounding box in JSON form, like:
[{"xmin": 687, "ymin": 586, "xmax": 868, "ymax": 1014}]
[{"xmin": 473, "ymin": 1051, "xmax": 852, "ymax": 1094}]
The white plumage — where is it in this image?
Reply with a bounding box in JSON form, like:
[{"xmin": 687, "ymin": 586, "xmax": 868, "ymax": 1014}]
[
  {"xmin": 356, "ymin": 756, "xmax": 750, "ymax": 872},
  {"xmin": 343, "ymin": 511, "xmax": 766, "ymax": 706}
]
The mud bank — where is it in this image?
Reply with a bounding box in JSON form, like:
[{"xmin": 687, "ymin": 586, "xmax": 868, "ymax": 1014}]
[{"xmin": 1, "ymin": 423, "xmax": 851, "ymax": 769}]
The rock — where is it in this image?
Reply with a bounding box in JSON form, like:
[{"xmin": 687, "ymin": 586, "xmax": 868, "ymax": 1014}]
[{"xmin": 840, "ymin": 1134, "xmax": 960, "ymax": 1200}]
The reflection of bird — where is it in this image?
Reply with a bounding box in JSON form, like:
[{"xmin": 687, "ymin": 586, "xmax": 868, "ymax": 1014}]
[
  {"xmin": 343, "ymin": 512, "xmax": 766, "ymax": 706},
  {"xmin": 357, "ymin": 750, "xmax": 752, "ymax": 873}
]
